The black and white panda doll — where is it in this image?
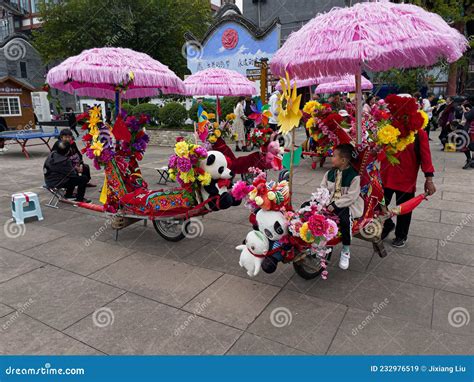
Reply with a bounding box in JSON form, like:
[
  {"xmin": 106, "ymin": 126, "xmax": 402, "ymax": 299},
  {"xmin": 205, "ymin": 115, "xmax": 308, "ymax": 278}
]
[
  {"xmin": 200, "ymin": 150, "xmax": 241, "ymax": 211},
  {"xmin": 254, "ymin": 209, "xmax": 292, "ymax": 273}
]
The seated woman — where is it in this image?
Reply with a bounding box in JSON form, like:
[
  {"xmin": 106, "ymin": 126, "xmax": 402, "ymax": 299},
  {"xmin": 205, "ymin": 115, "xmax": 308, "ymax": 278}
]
[{"xmin": 52, "ymin": 129, "xmax": 96, "ymax": 187}]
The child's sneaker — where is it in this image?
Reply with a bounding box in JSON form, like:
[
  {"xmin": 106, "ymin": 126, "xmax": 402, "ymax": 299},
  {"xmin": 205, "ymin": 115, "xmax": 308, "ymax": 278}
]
[{"xmin": 339, "ymin": 249, "xmax": 350, "ymax": 270}]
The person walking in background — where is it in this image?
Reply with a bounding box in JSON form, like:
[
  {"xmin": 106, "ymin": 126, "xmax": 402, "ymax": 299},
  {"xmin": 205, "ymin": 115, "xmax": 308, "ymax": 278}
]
[
  {"xmin": 66, "ymin": 107, "xmax": 80, "ymax": 137},
  {"xmin": 233, "ymin": 97, "xmax": 247, "ymax": 152},
  {"xmin": 421, "ymin": 93, "xmax": 435, "ymax": 140},
  {"xmin": 0, "ymin": 115, "xmax": 8, "ymax": 153},
  {"xmin": 243, "ymin": 96, "xmax": 254, "ymax": 150},
  {"xmin": 461, "ymin": 96, "xmax": 474, "ymax": 169},
  {"xmin": 268, "ymin": 90, "xmax": 280, "ymax": 131},
  {"xmin": 363, "ymin": 95, "xmax": 375, "ymax": 115}
]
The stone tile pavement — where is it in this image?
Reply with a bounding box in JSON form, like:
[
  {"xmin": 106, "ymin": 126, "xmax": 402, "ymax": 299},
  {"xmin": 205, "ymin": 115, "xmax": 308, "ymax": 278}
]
[{"xmin": 0, "ymin": 134, "xmax": 473, "ymax": 355}]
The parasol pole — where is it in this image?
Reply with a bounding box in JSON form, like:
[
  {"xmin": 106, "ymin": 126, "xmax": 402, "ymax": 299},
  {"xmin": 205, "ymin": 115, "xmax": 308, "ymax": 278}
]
[
  {"xmin": 193, "ymin": 122, "xmax": 198, "ymax": 144},
  {"xmin": 216, "ymin": 96, "xmax": 220, "ymax": 123},
  {"xmin": 355, "ymin": 69, "xmax": 362, "ymax": 144},
  {"xmin": 288, "ymin": 127, "xmax": 296, "ymax": 203}
]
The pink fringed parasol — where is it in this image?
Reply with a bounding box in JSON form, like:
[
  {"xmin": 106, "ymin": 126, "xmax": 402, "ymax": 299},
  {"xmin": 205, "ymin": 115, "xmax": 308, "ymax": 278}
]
[
  {"xmin": 184, "ymin": 68, "xmax": 257, "ymax": 96},
  {"xmin": 316, "ymin": 75, "xmax": 373, "ymax": 93},
  {"xmin": 270, "ymin": 1, "xmax": 468, "ymax": 143},
  {"xmin": 270, "ymin": 2, "xmax": 468, "ymax": 79},
  {"xmin": 47, "ymin": 47, "xmax": 185, "ymax": 98}
]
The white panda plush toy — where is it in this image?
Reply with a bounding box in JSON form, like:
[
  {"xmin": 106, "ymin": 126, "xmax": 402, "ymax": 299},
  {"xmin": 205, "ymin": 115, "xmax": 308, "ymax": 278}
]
[
  {"xmin": 255, "ymin": 209, "xmax": 290, "ymax": 274},
  {"xmin": 200, "ymin": 150, "xmax": 240, "ymax": 210},
  {"xmin": 235, "ymin": 230, "xmax": 269, "ymax": 277}
]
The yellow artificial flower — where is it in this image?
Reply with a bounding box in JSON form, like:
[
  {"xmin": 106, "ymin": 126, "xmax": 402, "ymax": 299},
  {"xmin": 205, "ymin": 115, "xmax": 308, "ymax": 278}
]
[
  {"xmin": 232, "ymin": 133, "xmax": 238, "ymax": 140},
  {"xmin": 226, "ymin": 113, "xmax": 236, "ymax": 121},
  {"xmin": 419, "ymin": 110, "xmax": 429, "ymax": 129},
  {"xmin": 180, "ymin": 170, "xmax": 195, "ymax": 184},
  {"xmin": 168, "ymin": 168, "xmax": 177, "ymax": 181},
  {"xmin": 198, "ymin": 171, "xmax": 212, "ymax": 186},
  {"xmin": 377, "ymin": 124, "xmax": 400, "ymax": 145},
  {"xmin": 214, "ymin": 129, "xmax": 222, "ymax": 138},
  {"xmin": 89, "ymin": 125, "xmax": 99, "ymax": 138},
  {"xmin": 208, "ymin": 135, "xmax": 217, "ymax": 143},
  {"xmin": 306, "ymin": 118, "xmax": 315, "ymax": 129},
  {"xmin": 303, "ymin": 100, "xmax": 321, "ymax": 114},
  {"xmin": 208, "ymin": 113, "xmax": 216, "ymax": 120},
  {"xmin": 406, "ymin": 131, "xmax": 416, "ymax": 144},
  {"xmin": 88, "ymin": 114, "xmax": 101, "ymax": 130},
  {"xmin": 175, "ymin": 141, "xmax": 189, "ymax": 157},
  {"xmin": 90, "ymin": 140, "xmax": 104, "ymax": 157},
  {"xmin": 299, "ymin": 222, "xmax": 315, "ymax": 243},
  {"xmin": 89, "ymin": 106, "xmax": 101, "ymax": 120},
  {"xmin": 213, "ymin": 121, "xmax": 219, "ymax": 129},
  {"xmin": 277, "ymin": 72, "xmax": 302, "ymax": 135},
  {"xmin": 396, "ymin": 140, "xmax": 408, "ymax": 152}
]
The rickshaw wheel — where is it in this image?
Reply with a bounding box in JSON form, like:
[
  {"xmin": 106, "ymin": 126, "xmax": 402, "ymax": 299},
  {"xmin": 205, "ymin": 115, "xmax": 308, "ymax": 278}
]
[
  {"xmin": 153, "ymin": 219, "xmax": 188, "ymax": 242},
  {"xmin": 293, "ymin": 250, "xmax": 329, "ymax": 280}
]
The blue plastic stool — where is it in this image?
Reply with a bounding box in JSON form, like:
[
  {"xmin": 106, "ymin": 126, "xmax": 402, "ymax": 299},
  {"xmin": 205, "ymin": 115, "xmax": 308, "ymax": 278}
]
[{"xmin": 11, "ymin": 192, "xmax": 44, "ymax": 224}]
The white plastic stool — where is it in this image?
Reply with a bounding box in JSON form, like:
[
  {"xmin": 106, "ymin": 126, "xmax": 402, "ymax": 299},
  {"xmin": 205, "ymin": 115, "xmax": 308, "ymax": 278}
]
[{"xmin": 11, "ymin": 192, "xmax": 44, "ymax": 224}]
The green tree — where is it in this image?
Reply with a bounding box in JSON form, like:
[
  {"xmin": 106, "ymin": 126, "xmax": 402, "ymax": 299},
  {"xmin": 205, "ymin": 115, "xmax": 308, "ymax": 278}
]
[
  {"xmin": 33, "ymin": 0, "xmax": 212, "ymax": 77},
  {"xmin": 395, "ymin": 0, "xmax": 473, "ymax": 95}
]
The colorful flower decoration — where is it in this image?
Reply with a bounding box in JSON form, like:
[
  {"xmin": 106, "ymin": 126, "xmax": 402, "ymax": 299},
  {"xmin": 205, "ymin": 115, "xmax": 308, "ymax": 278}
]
[
  {"xmin": 247, "ymin": 127, "xmax": 273, "ymax": 147},
  {"xmin": 79, "ymin": 106, "xmax": 149, "ymax": 170},
  {"xmin": 277, "ymin": 72, "xmax": 302, "ymax": 135},
  {"xmin": 168, "ymin": 140, "xmax": 211, "ymax": 191}
]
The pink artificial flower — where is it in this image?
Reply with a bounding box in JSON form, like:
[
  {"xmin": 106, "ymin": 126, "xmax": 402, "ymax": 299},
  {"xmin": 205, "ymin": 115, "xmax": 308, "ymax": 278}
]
[
  {"xmin": 324, "ymin": 219, "xmax": 339, "ymax": 240},
  {"xmin": 231, "ymin": 181, "xmax": 252, "ymax": 201}
]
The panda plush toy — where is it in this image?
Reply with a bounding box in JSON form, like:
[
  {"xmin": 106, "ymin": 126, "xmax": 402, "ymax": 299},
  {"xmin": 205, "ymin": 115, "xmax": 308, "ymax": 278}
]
[
  {"xmin": 200, "ymin": 150, "xmax": 241, "ymax": 211},
  {"xmin": 254, "ymin": 209, "xmax": 291, "ymax": 273}
]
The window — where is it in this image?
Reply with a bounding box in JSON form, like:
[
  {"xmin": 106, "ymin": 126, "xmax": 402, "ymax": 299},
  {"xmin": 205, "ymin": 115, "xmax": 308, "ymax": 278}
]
[
  {"xmin": 20, "ymin": 62, "xmax": 27, "ymax": 78},
  {"xmin": 0, "ymin": 97, "xmax": 22, "ymax": 116}
]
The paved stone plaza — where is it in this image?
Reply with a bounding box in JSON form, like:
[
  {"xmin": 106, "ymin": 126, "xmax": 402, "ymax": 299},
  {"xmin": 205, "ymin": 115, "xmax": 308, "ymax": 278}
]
[{"xmin": 0, "ymin": 135, "xmax": 473, "ymax": 355}]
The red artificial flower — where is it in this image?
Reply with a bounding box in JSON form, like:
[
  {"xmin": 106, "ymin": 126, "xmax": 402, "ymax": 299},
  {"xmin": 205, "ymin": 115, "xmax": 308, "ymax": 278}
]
[
  {"xmin": 308, "ymin": 214, "xmax": 329, "ymax": 237},
  {"xmin": 81, "ymin": 123, "xmax": 88, "ymax": 131},
  {"xmin": 82, "ymin": 133, "xmax": 92, "ymax": 142}
]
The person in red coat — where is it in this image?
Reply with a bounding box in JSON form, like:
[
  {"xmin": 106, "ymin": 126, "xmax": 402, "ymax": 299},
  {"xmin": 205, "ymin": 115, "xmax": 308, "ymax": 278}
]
[{"xmin": 380, "ymin": 129, "xmax": 436, "ymax": 247}]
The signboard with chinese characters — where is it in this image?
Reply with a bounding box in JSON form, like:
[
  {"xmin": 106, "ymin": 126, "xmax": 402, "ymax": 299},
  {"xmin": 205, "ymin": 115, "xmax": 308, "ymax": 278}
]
[{"xmin": 186, "ymin": 22, "xmax": 280, "ymax": 77}]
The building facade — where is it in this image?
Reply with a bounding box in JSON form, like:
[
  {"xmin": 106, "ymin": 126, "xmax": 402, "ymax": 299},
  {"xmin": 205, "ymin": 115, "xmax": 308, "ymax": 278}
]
[{"xmin": 242, "ymin": 0, "xmax": 360, "ymax": 42}]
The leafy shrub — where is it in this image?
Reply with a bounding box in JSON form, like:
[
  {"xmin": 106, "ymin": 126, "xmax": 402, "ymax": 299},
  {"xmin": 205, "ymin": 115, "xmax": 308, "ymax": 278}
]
[
  {"xmin": 220, "ymin": 97, "xmax": 239, "ymax": 118},
  {"xmin": 159, "ymin": 102, "xmax": 187, "ymax": 127},
  {"xmin": 132, "ymin": 103, "xmax": 160, "ymax": 124},
  {"xmin": 120, "ymin": 102, "xmax": 134, "ymax": 115},
  {"xmin": 188, "ymin": 101, "xmax": 216, "ymax": 122}
]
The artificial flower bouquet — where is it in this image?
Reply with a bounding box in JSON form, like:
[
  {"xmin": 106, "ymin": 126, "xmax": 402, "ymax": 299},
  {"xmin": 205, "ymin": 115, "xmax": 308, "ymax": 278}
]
[
  {"xmin": 78, "ymin": 106, "xmax": 150, "ymax": 170},
  {"xmin": 360, "ymin": 95, "xmax": 428, "ymax": 164},
  {"xmin": 168, "ymin": 139, "xmax": 212, "ymax": 191},
  {"xmin": 286, "ymin": 188, "xmax": 339, "ymax": 246},
  {"xmin": 247, "ymin": 127, "xmax": 274, "ymax": 148}
]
